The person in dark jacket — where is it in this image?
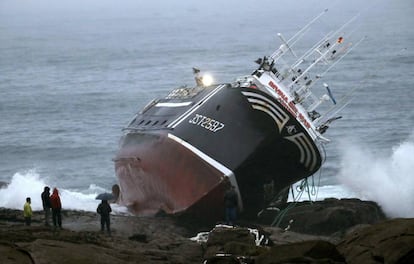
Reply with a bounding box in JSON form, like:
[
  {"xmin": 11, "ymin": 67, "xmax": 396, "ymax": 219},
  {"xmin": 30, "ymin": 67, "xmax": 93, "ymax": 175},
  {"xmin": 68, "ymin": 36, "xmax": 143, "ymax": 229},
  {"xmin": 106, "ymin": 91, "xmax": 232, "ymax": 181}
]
[
  {"xmin": 41, "ymin": 186, "xmax": 51, "ymax": 226},
  {"xmin": 97, "ymin": 200, "xmax": 112, "ymax": 234},
  {"xmin": 224, "ymin": 185, "xmax": 238, "ymax": 225},
  {"xmin": 50, "ymin": 188, "xmax": 62, "ymax": 229}
]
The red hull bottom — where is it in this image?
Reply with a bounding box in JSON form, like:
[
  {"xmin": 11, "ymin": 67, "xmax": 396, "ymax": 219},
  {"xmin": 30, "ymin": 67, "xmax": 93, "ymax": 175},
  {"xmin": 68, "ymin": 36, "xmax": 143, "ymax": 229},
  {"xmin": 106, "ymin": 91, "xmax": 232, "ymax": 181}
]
[{"xmin": 115, "ymin": 133, "xmax": 233, "ymax": 221}]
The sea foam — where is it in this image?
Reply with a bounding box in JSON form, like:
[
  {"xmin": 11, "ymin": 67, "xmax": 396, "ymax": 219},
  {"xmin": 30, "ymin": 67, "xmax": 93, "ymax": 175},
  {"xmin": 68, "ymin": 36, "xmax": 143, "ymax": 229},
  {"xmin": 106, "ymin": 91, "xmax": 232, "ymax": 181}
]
[
  {"xmin": 337, "ymin": 132, "xmax": 414, "ymax": 218},
  {"xmin": 0, "ymin": 169, "xmax": 127, "ymax": 214}
]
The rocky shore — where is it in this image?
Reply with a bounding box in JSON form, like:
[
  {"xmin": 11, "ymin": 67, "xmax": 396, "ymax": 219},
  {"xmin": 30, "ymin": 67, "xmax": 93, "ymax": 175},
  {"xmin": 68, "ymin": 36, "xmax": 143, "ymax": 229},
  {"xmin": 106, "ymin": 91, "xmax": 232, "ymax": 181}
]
[{"xmin": 1, "ymin": 198, "xmax": 413, "ymax": 264}]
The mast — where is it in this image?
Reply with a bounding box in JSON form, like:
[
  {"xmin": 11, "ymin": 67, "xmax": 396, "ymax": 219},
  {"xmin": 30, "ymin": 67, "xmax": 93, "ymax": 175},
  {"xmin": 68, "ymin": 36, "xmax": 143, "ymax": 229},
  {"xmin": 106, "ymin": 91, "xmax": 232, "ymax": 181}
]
[
  {"xmin": 252, "ymin": 9, "xmax": 364, "ymax": 139},
  {"xmin": 270, "ymin": 9, "xmax": 328, "ymax": 61}
]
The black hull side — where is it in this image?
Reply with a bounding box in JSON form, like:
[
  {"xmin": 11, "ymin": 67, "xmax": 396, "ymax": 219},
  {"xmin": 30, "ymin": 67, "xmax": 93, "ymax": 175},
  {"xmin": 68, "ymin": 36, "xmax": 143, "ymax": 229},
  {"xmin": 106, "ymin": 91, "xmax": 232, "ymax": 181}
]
[
  {"xmin": 170, "ymin": 85, "xmax": 322, "ymax": 215},
  {"xmin": 116, "ymin": 84, "xmax": 322, "ymax": 218}
]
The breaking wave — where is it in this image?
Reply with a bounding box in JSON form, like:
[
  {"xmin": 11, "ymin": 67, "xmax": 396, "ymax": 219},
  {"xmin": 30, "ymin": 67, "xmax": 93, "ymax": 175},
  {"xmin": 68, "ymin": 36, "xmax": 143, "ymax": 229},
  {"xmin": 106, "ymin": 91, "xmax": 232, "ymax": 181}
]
[
  {"xmin": 336, "ymin": 132, "xmax": 414, "ymax": 218},
  {"xmin": 0, "ymin": 169, "xmax": 127, "ymax": 213}
]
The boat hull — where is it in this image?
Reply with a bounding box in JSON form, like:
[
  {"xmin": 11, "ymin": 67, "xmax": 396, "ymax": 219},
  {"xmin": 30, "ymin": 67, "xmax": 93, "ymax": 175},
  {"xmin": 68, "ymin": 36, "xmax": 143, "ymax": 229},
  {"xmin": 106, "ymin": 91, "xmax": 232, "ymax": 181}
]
[
  {"xmin": 114, "ymin": 131, "xmax": 230, "ymax": 219},
  {"xmin": 114, "ymin": 84, "xmax": 322, "ymax": 221}
]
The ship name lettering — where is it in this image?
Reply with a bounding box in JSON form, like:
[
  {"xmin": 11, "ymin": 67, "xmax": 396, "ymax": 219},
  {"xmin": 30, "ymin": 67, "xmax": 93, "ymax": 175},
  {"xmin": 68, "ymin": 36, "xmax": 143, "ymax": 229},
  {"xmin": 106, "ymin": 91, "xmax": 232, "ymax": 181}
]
[
  {"xmin": 288, "ymin": 101, "xmax": 298, "ymax": 113},
  {"xmin": 189, "ymin": 114, "xmax": 225, "ymax": 132},
  {"xmin": 268, "ymin": 81, "xmax": 289, "ymax": 102},
  {"xmin": 298, "ymin": 113, "xmax": 310, "ymax": 128},
  {"xmin": 268, "ymin": 80, "xmax": 310, "ymax": 129}
]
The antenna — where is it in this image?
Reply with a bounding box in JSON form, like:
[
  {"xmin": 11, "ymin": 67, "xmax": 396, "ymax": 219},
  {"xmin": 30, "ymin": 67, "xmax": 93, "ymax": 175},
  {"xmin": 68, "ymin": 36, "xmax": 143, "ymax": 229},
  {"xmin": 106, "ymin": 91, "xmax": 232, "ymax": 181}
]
[
  {"xmin": 270, "ymin": 8, "xmax": 328, "ymax": 60},
  {"xmin": 277, "ymin": 33, "xmax": 297, "ymax": 58},
  {"xmin": 323, "ymin": 83, "xmax": 336, "ymax": 104},
  {"xmin": 287, "ymin": 8, "xmax": 328, "ymax": 44}
]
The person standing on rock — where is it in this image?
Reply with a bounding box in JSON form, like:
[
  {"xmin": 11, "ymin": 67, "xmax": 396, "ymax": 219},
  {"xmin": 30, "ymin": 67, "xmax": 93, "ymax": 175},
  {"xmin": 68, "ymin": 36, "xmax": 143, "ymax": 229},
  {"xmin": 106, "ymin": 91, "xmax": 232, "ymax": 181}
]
[
  {"xmin": 41, "ymin": 186, "xmax": 51, "ymax": 226},
  {"xmin": 23, "ymin": 197, "xmax": 32, "ymax": 226},
  {"xmin": 224, "ymin": 185, "xmax": 238, "ymax": 225},
  {"xmin": 97, "ymin": 200, "xmax": 112, "ymax": 234},
  {"xmin": 50, "ymin": 188, "xmax": 62, "ymax": 229}
]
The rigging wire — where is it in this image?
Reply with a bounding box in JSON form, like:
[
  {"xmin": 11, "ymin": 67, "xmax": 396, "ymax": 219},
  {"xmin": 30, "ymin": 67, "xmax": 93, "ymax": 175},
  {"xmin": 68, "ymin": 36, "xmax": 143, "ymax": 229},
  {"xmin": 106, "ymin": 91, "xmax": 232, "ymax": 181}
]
[{"xmin": 271, "ymin": 144, "xmax": 327, "ymax": 227}]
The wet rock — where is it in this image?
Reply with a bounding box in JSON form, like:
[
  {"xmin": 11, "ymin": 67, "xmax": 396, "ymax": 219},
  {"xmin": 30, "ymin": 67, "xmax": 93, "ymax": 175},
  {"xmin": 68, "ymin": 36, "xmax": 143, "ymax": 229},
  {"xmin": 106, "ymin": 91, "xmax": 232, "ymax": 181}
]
[
  {"xmin": 262, "ymin": 226, "xmax": 337, "ymax": 245},
  {"xmin": 0, "ymin": 208, "xmax": 203, "ymax": 263},
  {"xmin": 0, "ymin": 199, "xmax": 412, "ymax": 264},
  {"xmin": 260, "ymin": 198, "xmax": 386, "ymax": 236},
  {"xmin": 0, "ymin": 242, "xmax": 33, "ymax": 264},
  {"xmin": 128, "ymin": 233, "xmax": 147, "ymax": 243},
  {"xmin": 337, "ymin": 218, "xmax": 414, "ymax": 264},
  {"xmin": 256, "ymin": 240, "xmax": 345, "ymax": 264},
  {"xmin": 203, "ymin": 225, "xmax": 264, "ymax": 260}
]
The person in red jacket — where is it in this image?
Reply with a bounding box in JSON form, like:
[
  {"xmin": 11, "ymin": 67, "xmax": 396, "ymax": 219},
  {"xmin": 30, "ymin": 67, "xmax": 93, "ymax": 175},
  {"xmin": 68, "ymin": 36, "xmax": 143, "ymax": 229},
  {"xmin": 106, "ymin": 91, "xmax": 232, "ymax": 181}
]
[{"xmin": 50, "ymin": 188, "xmax": 62, "ymax": 229}]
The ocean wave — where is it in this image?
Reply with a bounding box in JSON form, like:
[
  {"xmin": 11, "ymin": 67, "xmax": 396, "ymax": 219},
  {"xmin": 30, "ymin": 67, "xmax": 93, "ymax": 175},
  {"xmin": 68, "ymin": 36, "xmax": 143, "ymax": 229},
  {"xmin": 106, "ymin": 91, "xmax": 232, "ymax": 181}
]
[
  {"xmin": 0, "ymin": 169, "xmax": 127, "ymax": 214},
  {"xmin": 336, "ymin": 132, "xmax": 414, "ymax": 218}
]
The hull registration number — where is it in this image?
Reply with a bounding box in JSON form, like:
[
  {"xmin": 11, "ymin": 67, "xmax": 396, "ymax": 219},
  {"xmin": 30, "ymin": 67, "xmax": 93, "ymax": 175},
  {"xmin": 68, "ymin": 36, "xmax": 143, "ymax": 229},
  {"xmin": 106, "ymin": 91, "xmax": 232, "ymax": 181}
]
[{"xmin": 188, "ymin": 114, "xmax": 225, "ymax": 133}]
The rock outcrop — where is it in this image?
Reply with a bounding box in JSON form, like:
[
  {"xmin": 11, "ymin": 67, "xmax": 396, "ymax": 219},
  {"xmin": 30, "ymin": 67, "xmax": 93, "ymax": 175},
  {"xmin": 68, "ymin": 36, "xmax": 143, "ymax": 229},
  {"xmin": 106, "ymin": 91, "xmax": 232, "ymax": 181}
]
[
  {"xmin": 337, "ymin": 218, "xmax": 414, "ymax": 264},
  {"xmin": 1, "ymin": 198, "xmax": 413, "ymax": 264},
  {"xmin": 258, "ymin": 198, "xmax": 386, "ymax": 236}
]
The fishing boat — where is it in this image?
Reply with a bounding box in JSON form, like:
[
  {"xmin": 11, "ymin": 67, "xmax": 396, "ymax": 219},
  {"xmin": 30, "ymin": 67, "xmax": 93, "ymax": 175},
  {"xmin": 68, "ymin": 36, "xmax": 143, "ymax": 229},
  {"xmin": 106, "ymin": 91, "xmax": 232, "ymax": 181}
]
[{"xmin": 113, "ymin": 10, "xmax": 363, "ymax": 221}]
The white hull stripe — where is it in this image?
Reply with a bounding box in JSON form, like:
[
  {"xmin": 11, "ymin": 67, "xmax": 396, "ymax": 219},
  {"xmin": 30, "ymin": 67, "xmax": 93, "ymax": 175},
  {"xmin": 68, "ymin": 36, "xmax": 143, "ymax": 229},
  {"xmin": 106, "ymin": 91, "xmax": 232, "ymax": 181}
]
[
  {"xmin": 242, "ymin": 91, "xmax": 289, "ymax": 133},
  {"xmin": 285, "ymin": 132, "xmax": 318, "ymax": 171},
  {"xmin": 155, "ymin": 102, "xmax": 192, "ymax": 107},
  {"xmin": 242, "ymin": 91, "xmax": 317, "ymax": 171},
  {"xmin": 168, "ymin": 84, "xmax": 226, "ymax": 129},
  {"xmin": 167, "ymin": 133, "xmax": 243, "ymax": 210}
]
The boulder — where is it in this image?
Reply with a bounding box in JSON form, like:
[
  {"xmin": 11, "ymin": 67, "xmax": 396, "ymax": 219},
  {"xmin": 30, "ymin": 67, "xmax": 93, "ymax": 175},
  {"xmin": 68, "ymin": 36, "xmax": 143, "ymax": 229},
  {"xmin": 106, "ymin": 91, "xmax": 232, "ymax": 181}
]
[
  {"xmin": 337, "ymin": 218, "xmax": 414, "ymax": 264},
  {"xmin": 203, "ymin": 226, "xmax": 259, "ymax": 260},
  {"xmin": 255, "ymin": 240, "xmax": 345, "ymax": 264},
  {"xmin": 260, "ymin": 198, "xmax": 386, "ymax": 236}
]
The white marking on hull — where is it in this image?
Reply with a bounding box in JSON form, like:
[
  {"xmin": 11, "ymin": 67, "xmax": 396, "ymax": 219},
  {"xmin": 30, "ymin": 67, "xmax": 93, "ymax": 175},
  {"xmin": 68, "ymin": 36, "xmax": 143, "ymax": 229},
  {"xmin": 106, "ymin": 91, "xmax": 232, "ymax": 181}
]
[
  {"xmin": 285, "ymin": 132, "xmax": 318, "ymax": 171},
  {"xmin": 242, "ymin": 91, "xmax": 290, "ymax": 133},
  {"xmin": 167, "ymin": 133, "xmax": 243, "ymax": 211},
  {"xmin": 168, "ymin": 84, "xmax": 226, "ymax": 129},
  {"xmin": 155, "ymin": 102, "xmax": 192, "ymax": 107},
  {"xmin": 242, "ymin": 90, "xmax": 318, "ymax": 172}
]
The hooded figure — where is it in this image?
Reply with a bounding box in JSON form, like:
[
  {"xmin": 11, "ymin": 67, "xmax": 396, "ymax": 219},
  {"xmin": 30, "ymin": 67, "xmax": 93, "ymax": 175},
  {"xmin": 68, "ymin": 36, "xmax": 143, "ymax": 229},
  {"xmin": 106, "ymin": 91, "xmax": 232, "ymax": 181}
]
[
  {"xmin": 50, "ymin": 188, "xmax": 62, "ymax": 229},
  {"xmin": 97, "ymin": 200, "xmax": 112, "ymax": 234},
  {"xmin": 41, "ymin": 186, "xmax": 51, "ymax": 226}
]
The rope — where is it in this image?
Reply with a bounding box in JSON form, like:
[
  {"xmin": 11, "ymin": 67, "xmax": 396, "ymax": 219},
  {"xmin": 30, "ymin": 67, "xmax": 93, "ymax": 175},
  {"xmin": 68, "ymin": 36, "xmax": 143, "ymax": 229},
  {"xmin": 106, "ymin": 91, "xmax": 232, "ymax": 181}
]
[
  {"xmin": 271, "ymin": 176, "xmax": 318, "ymax": 227},
  {"xmin": 271, "ymin": 144, "xmax": 327, "ymax": 227}
]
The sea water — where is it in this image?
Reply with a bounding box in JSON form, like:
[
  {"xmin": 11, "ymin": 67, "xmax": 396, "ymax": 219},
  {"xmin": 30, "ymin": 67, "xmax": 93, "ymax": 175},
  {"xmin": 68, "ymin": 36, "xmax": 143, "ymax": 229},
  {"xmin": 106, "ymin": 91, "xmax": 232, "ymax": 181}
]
[{"xmin": 1, "ymin": 0, "xmax": 413, "ymax": 217}]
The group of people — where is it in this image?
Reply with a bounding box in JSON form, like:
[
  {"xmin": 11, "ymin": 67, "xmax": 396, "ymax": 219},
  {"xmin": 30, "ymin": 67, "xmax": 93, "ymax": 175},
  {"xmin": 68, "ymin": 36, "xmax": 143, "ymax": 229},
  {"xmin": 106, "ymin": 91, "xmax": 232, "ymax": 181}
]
[
  {"xmin": 41, "ymin": 186, "xmax": 63, "ymax": 228},
  {"xmin": 23, "ymin": 186, "xmax": 112, "ymax": 234},
  {"xmin": 23, "ymin": 186, "xmax": 62, "ymax": 228},
  {"xmin": 24, "ymin": 183, "xmax": 235, "ymax": 232}
]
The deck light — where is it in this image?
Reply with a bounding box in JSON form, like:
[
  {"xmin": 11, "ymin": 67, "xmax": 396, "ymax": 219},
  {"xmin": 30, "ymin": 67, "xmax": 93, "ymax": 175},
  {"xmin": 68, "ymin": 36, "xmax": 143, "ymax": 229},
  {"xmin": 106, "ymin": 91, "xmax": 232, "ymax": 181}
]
[{"xmin": 202, "ymin": 74, "xmax": 214, "ymax": 86}]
